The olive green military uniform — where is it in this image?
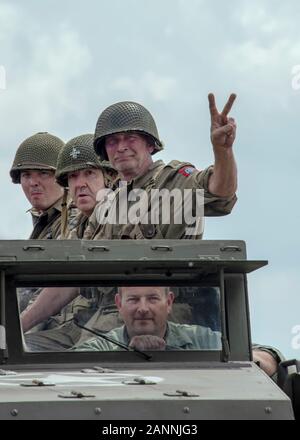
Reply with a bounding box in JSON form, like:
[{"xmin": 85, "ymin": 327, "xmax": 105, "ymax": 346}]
[
  {"xmin": 66, "ymin": 212, "xmax": 89, "ymax": 239},
  {"xmin": 29, "ymin": 197, "xmax": 65, "ymax": 239},
  {"xmin": 75, "ymin": 321, "xmax": 222, "ymax": 351},
  {"xmin": 84, "ymin": 160, "xmax": 236, "ymax": 240}
]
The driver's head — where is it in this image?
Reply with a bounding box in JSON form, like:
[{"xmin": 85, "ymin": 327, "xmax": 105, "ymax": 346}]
[{"xmin": 115, "ymin": 286, "xmax": 174, "ymax": 339}]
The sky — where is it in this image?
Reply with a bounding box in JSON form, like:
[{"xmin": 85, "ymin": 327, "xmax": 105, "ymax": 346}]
[{"xmin": 0, "ymin": 0, "xmax": 300, "ymax": 357}]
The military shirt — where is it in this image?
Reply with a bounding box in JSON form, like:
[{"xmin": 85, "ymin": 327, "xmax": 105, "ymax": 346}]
[
  {"xmin": 29, "ymin": 197, "xmax": 65, "ymax": 239},
  {"xmin": 66, "ymin": 212, "xmax": 90, "ymax": 239},
  {"xmin": 75, "ymin": 321, "xmax": 222, "ymax": 351},
  {"xmin": 84, "ymin": 160, "xmax": 237, "ymax": 240}
]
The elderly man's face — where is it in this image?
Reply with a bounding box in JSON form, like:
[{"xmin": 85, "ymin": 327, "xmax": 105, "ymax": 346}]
[
  {"xmin": 68, "ymin": 168, "xmax": 105, "ymax": 217},
  {"xmin": 115, "ymin": 286, "xmax": 174, "ymax": 339},
  {"xmin": 20, "ymin": 169, "xmax": 63, "ymax": 212},
  {"xmin": 105, "ymin": 132, "xmax": 154, "ymax": 179}
]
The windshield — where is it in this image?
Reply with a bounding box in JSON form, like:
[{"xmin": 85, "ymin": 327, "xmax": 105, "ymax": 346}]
[{"xmin": 18, "ymin": 285, "xmax": 221, "ymax": 353}]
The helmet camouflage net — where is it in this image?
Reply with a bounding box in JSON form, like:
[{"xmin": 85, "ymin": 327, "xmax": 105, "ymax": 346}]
[
  {"xmin": 94, "ymin": 101, "xmax": 163, "ymax": 161},
  {"xmin": 56, "ymin": 133, "xmax": 116, "ymax": 187},
  {"xmin": 10, "ymin": 132, "xmax": 65, "ymax": 184}
]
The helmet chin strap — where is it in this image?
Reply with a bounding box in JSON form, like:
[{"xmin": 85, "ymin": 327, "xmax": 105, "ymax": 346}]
[{"xmin": 60, "ymin": 188, "xmax": 69, "ymax": 239}]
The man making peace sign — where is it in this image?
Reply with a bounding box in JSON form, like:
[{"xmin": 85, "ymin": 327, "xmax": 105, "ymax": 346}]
[{"xmin": 85, "ymin": 95, "xmax": 238, "ymax": 240}]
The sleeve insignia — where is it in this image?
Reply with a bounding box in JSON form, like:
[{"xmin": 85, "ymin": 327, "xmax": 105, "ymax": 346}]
[{"xmin": 178, "ymin": 166, "xmax": 197, "ymax": 177}]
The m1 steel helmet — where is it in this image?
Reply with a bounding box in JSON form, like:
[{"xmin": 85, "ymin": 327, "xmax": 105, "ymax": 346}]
[
  {"xmin": 10, "ymin": 132, "xmax": 64, "ymax": 184},
  {"xmin": 56, "ymin": 134, "xmax": 116, "ymax": 187},
  {"xmin": 94, "ymin": 101, "xmax": 163, "ymax": 161}
]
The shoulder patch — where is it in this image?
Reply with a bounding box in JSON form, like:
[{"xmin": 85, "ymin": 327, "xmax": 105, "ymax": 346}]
[{"xmin": 178, "ymin": 166, "xmax": 197, "ymax": 177}]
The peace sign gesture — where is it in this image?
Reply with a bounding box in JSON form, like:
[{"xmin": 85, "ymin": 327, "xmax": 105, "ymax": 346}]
[{"xmin": 208, "ymin": 93, "xmax": 237, "ymax": 151}]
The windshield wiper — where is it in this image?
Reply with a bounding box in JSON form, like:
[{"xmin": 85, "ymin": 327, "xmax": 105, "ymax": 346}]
[{"xmin": 74, "ymin": 321, "xmax": 152, "ymax": 361}]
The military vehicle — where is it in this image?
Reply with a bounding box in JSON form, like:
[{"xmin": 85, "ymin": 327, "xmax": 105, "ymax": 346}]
[{"xmin": 0, "ymin": 239, "xmax": 298, "ymax": 420}]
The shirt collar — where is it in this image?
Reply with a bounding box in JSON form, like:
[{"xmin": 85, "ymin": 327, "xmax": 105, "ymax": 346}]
[
  {"xmin": 28, "ymin": 196, "xmax": 65, "ymax": 220},
  {"xmin": 127, "ymin": 160, "xmax": 165, "ymax": 189}
]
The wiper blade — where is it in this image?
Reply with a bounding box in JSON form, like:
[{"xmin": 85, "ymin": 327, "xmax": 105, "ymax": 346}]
[{"xmin": 74, "ymin": 321, "xmax": 152, "ymax": 361}]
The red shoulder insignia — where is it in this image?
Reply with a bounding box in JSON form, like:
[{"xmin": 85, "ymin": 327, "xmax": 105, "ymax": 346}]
[{"xmin": 178, "ymin": 166, "xmax": 197, "ymax": 177}]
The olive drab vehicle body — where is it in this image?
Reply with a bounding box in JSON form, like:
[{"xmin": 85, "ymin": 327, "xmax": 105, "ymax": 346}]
[{"xmin": 0, "ymin": 240, "xmax": 296, "ymax": 420}]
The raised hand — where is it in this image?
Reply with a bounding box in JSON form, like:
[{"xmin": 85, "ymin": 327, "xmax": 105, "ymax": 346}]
[{"xmin": 208, "ymin": 93, "xmax": 237, "ymax": 151}]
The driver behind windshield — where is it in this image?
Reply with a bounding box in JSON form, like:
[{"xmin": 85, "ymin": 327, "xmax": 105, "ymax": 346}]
[{"xmin": 75, "ymin": 286, "xmax": 221, "ymax": 351}]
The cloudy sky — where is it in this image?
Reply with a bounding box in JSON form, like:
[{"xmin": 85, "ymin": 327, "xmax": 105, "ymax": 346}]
[{"xmin": 0, "ymin": 0, "xmax": 300, "ymax": 357}]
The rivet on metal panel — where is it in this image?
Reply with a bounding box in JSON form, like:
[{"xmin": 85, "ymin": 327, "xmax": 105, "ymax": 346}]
[
  {"xmin": 265, "ymin": 407, "xmax": 272, "ymax": 414},
  {"xmin": 94, "ymin": 408, "xmax": 102, "ymax": 415},
  {"xmin": 183, "ymin": 407, "xmax": 190, "ymax": 414},
  {"xmin": 11, "ymin": 409, "xmax": 18, "ymax": 417},
  {"xmin": 188, "ymin": 262, "xmax": 194, "ymax": 267}
]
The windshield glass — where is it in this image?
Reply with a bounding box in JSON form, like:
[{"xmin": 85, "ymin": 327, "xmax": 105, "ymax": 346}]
[{"xmin": 18, "ymin": 285, "xmax": 221, "ymax": 353}]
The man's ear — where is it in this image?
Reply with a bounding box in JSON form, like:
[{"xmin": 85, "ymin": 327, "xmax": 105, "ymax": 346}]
[
  {"xmin": 167, "ymin": 292, "xmax": 175, "ymax": 312},
  {"xmin": 115, "ymin": 293, "xmax": 122, "ymax": 311},
  {"xmin": 147, "ymin": 144, "xmax": 155, "ymax": 154}
]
